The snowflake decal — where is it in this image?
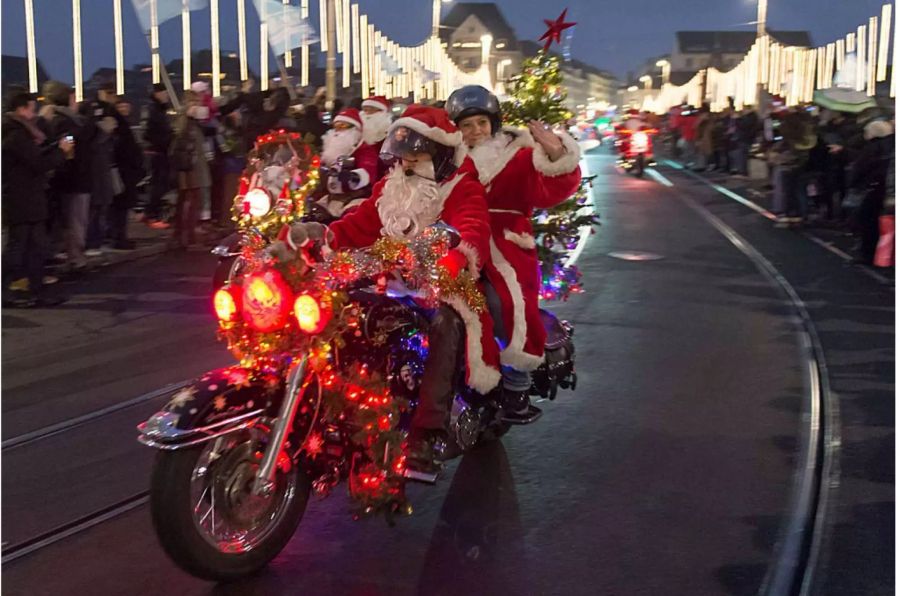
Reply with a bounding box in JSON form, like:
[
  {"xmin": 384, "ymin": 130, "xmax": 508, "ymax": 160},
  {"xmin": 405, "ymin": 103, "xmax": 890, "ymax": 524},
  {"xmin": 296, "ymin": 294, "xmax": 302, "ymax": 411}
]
[
  {"xmin": 226, "ymin": 368, "xmax": 252, "ymax": 389},
  {"xmin": 166, "ymin": 386, "xmax": 197, "ymax": 411},
  {"xmin": 213, "ymin": 395, "xmax": 227, "ymax": 411}
]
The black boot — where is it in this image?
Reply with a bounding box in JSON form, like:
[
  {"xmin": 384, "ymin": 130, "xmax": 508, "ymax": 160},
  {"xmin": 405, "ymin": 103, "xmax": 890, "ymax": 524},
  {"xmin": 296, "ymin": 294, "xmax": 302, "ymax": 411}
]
[
  {"xmin": 500, "ymin": 388, "xmax": 542, "ymax": 424},
  {"xmin": 404, "ymin": 427, "xmax": 447, "ymax": 483}
]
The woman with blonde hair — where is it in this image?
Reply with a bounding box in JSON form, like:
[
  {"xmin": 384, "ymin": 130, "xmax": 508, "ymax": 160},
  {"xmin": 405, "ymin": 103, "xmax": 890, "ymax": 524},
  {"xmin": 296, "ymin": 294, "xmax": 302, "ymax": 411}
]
[{"xmin": 169, "ymin": 90, "xmax": 210, "ymax": 248}]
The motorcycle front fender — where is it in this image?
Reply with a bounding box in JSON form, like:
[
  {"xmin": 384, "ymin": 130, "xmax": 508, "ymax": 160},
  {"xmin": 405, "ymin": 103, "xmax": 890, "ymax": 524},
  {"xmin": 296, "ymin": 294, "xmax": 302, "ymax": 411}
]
[{"xmin": 137, "ymin": 367, "xmax": 285, "ymax": 451}]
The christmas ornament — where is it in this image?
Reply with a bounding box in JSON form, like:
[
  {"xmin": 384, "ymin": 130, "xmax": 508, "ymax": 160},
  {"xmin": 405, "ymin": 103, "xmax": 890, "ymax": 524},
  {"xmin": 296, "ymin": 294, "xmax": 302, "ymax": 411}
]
[{"xmin": 539, "ymin": 9, "xmax": 576, "ymax": 52}]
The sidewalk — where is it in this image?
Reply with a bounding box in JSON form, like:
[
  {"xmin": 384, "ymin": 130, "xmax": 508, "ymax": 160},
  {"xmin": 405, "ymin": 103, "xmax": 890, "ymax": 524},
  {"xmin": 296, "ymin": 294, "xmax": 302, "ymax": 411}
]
[{"xmin": 661, "ymin": 158, "xmax": 894, "ymax": 282}]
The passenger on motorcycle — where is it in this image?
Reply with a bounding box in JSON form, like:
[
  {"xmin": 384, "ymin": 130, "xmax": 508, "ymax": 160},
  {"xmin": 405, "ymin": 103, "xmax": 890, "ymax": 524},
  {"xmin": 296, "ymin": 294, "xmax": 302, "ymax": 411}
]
[
  {"xmin": 360, "ymin": 96, "xmax": 394, "ymax": 182},
  {"xmin": 445, "ymin": 85, "xmax": 581, "ymax": 420},
  {"xmin": 280, "ymin": 105, "xmax": 501, "ymax": 471},
  {"xmin": 317, "ymin": 108, "xmax": 381, "ymax": 217}
]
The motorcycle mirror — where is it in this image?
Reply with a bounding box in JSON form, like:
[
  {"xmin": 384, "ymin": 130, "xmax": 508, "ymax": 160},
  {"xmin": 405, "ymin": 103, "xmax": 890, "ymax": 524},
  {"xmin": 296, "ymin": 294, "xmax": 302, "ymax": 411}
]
[{"xmin": 429, "ymin": 221, "xmax": 461, "ymax": 249}]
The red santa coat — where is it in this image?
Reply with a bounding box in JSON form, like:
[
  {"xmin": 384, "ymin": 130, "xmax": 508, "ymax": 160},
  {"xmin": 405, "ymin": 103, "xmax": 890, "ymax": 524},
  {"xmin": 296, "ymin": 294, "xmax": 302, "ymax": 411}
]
[
  {"xmin": 321, "ymin": 141, "xmax": 381, "ymax": 215},
  {"xmin": 474, "ymin": 127, "xmax": 582, "ymax": 371},
  {"xmin": 329, "ymin": 157, "xmax": 502, "ymax": 394}
]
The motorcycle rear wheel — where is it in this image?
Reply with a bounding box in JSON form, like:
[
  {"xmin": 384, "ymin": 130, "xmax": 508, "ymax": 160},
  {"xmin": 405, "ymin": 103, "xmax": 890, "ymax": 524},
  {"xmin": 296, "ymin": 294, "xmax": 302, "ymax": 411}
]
[
  {"xmin": 150, "ymin": 427, "xmax": 311, "ymax": 582},
  {"xmin": 634, "ymin": 155, "xmax": 645, "ymax": 178}
]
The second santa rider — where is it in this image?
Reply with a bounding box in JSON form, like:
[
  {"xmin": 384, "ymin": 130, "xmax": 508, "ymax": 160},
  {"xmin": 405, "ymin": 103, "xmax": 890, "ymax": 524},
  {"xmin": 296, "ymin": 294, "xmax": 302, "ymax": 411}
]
[{"xmin": 446, "ymin": 85, "xmax": 582, "ymax": 421}]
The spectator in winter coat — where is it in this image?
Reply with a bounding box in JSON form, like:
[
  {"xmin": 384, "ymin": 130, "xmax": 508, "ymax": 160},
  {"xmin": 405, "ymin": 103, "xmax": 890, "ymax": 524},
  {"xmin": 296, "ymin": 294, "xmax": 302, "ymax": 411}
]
[
  {"xmin": 84, "ymin": 83, "xmax": 122, "ymax": 253},
  {"xmin": 40, "ymin": 80, "xmax": 98, "ymax": 273},
  {"xmin": 143, "ymin": 84, "xmax": 174, "ymax": 228},
  {"xmin": 296, "ymin": 104, "xmax": 328, "ymax": 150},
  {"xmin": 849, "ymin": 120, "xmax": 895, "ymax": 264},
  {"xmin": 99, "ymin": 88, "xmax": 145, "ymax": 249},
  {"xmin": 2, "ymin": 88, "xmax": 73, "ymax": 306},
  {"xmin": 169, "ymin": 91, "xmax": 211, "ymax": 249}
]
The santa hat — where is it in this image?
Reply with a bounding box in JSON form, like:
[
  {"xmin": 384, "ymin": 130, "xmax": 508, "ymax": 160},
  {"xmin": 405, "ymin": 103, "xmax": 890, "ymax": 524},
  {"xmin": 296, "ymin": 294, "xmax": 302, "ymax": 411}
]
[
  {"xmin": 361, "ymin": 96, "xmax": 391, "ymax": 112},
  {"xmin": 333, "ymin": 107, "xmax": 363, "ymax": 129},
  {"xmin": 191, "ymin": 81, "xmax": 209, "ymax": 94},
  {"xmin": 390, "ymin": 104, "xmax": 467, "ymax": 167}
]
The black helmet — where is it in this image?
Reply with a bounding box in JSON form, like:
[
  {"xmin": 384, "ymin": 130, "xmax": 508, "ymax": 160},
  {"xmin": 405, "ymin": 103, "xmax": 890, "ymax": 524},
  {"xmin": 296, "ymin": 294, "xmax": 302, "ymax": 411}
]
[
  {"xmin": 446, "ymin": 85, "xmax": 501, "ymax": 133},
  {"xmin": 380, "ymin": 124, "xmax": 458, "ymax": 183}
]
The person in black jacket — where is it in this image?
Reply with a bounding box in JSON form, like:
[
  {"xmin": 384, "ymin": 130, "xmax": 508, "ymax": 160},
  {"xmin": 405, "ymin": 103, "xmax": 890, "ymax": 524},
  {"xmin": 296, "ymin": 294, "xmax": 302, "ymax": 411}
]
[
  {"xmin": 142, "ymin": 83, "xmax": 174, "ymax": 228},
  {"xmin": 39, "ymin": 80, "xmax": 97, "ymax": 273},
  {"xmin": 103, "ymin": 93, "xmax": 146, "ymax": 249},
  {"xmin": 2, "ymin": 88, "xmax": 73, "ymax": 306},
  {"xmin": 849, "ymin": 120, "xmax": 895, "ymax": 264}
]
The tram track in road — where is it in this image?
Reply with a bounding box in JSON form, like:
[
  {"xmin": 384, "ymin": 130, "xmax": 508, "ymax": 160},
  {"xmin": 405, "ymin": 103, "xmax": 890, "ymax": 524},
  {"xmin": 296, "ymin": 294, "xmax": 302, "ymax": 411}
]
[
  {"xmin": 1, "ymin": 492, "xmax": 150, "ymax": 564},
  {"xmin": 646, "ymin": 164, "xmax": 838, "ymax": 596},
  {"xmin": 1, "ymin": 379, "xmax": 190, "ymax": 452}
]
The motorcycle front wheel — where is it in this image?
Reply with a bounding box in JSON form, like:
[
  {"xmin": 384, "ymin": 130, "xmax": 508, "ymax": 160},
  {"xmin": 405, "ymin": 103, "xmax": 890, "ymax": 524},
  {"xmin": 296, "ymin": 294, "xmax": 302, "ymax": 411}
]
[{"xmin": 150, "ymin": 426, "xmax": 311, "ymax": 582}]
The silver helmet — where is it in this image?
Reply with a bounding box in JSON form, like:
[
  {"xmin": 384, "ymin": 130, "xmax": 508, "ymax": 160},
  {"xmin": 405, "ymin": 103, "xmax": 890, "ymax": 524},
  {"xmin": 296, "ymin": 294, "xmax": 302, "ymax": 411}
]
[{"xmin": 445, "ymin": 85, "xmax": 501, "ymax": 133}]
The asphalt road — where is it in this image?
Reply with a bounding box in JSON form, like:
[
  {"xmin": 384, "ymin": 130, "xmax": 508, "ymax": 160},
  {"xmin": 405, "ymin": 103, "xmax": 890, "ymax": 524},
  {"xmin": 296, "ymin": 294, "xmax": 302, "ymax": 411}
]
[{"xmin": 1, "ymin": 151, "xmax": 892, "ymax": 595}]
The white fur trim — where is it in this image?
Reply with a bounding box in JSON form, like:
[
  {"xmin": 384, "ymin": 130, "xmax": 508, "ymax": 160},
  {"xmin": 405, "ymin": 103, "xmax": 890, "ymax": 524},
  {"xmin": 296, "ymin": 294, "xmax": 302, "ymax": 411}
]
[
  {"xmin": 362, "ymin": 99, "xmax": 389, "ymax": 111},
  {"xmin": 531, "ymin": 131, "xmax": 581, "ymax": 177},
  {"xmin": 490, "ymin": 237, "xmax": 545, "ymax": 371},
  {"xmin": 438, "ymin": 170, "xmax": 465, "ymax": 204},
  {"xmin": 456, "ymin": 240, "xmax": 481, "ymax": 278},
  {"xmin": 344, "ymin": 197, "xmax": 367, "ymax": 211},
  {"xmin": 502, "ymin": 229, "xmax": 536, "ymax": 250},
  {"xmin": 334, "ymin": 114, "xmax": 361, "ymax": 128},
  {"xmin": 443, "ymin": 295, "xmax": 501, "ymax": 394},
  {"xmin": 392, "ymin": 117, "xmax": 462, "ymax": 149},
  {"xmin": 453, "ymin": 144, "xmax": 467, "ymax": 167},
  {"xmin": 471, "ymin": 128, "xmax": 535, "ymax": 185},
  {"xmin": 349, "ymin": 168, "xmax": 370, "ymax": 190}
]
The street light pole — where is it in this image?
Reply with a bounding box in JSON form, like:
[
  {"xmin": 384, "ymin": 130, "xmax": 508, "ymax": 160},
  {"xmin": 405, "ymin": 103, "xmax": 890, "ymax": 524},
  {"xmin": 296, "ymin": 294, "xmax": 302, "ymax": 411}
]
[{"xmin": 326, "ymin": 0, "xmax": 337, "ymax": 102}]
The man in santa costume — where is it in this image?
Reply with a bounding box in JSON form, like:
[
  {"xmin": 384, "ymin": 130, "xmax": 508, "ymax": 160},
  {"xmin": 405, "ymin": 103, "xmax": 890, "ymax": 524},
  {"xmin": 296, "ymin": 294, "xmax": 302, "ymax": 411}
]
[
  {"xmin": 360, "ymin": 95, "xmax": 393, "ymax": 180},
  {"xmin": 316, "ymin": 107, "xmax": 380, "ymax": 217},
  {"xmin": 281, "ymin": 105, "xmax": 500, "ymax": 471},
  {"xmin": 446, "ymin": 85, "xmax": 581, "ymax": 420}
]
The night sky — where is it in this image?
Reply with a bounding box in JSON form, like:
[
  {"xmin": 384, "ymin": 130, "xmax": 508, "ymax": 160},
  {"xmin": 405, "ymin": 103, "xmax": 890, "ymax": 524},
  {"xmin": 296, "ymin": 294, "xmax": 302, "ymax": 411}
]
[{"xmin": 1, "ymin": 0, "xmax": 891, "ymax": 84}]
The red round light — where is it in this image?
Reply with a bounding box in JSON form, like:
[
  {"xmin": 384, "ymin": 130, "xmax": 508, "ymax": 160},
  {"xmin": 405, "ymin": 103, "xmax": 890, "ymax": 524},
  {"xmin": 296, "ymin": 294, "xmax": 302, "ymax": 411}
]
[
  {"xmin": 214, "ymin": 287, "xmax": 239, "ymax": 322},
  {"xmin": 293, "ymin": 293, "xmax": 331, "ymax": 334},
  {"xmin": 241, "ymin": 270, "xmax": 292, "ymax": 332}
]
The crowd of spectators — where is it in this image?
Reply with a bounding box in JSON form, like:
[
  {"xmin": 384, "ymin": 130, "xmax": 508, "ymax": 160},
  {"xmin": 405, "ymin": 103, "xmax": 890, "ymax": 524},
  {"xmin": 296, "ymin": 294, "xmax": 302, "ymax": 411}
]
[
  {"xmin": 1, "ymin": 77, "xmax": 393, "ymax": 308},
  {"xmin": 664, "ymin": 98, "xmax": 895, "ymax": 267}
]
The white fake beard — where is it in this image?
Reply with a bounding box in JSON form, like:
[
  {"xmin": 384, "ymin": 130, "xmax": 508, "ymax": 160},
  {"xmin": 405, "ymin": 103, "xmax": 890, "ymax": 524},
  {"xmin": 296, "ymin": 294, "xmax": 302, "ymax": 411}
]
[
  {"xmin": 467, "ymin": 133, "xmax": 510, "ymax": 175},
  {"xmin": 321, "ymin": 128, "xmax": 362, "ymax": 166},
  {"xmin": 377, "ymin": 162, "xmax": 443, "ymax": 240},
  {"xmin": 360, "ymin": 111, "xmax": 392, "ymax": 145}
]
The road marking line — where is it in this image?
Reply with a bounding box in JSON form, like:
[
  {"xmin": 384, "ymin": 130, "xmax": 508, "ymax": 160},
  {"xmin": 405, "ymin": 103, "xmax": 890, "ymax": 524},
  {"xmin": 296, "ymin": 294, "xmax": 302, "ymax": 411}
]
[
  {"xmin": 661, "ymin": 160, "xmax": 893, "ymax": 287},
  {"xmin": 661, "ymin": 160, "xmax": 777, "ymax": 220}
]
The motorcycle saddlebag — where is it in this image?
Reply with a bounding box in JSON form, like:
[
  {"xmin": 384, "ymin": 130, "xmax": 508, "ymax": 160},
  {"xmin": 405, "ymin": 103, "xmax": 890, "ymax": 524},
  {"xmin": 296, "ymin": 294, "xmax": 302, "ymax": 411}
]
[{"xmin": 530, "ymin": 310, "xmax": 576, "ymax": 400}]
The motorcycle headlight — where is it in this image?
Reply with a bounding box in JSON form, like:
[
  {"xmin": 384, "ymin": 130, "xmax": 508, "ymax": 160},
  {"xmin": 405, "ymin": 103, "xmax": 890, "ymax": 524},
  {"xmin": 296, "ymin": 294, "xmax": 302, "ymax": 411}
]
[
  {"xmin": 243, "ymin": 188, "xmax": 272, "ymax": 218},
  {"xmin": 242, "ymin": 270, "xmax": 292, "ymax": 333},
  {"xmin": 214, "ymin": 286, "xmax": 240, "ymax": 322},
  {"xmin": 633, "ymin": 132, "xmax": 649, "ymax": 147},
  {"xmin": 293, "ymin": 293, "xmax": 331, "ymax": 334}
]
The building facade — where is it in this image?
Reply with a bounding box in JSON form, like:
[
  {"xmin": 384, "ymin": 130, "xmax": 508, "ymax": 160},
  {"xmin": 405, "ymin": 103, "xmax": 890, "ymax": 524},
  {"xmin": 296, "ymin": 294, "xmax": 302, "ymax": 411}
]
[{"xmin": 441, "ymin": 3, "xmax": 618, "ymax": 110}]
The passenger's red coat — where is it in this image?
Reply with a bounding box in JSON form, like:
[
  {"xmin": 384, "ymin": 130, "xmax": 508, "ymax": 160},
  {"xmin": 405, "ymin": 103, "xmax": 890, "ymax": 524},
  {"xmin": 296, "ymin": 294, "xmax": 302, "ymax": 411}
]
[{"xmin": 469, "ymin": 128, "xmax": 582, "ymax": 371}]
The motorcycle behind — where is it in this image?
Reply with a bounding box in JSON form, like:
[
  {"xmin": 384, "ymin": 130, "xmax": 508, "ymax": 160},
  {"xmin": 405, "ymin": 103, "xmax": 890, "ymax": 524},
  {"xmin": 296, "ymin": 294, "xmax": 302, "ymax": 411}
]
[{"xmin": 615, "ymin": 127, "xmax": 657, "ymax": 178}]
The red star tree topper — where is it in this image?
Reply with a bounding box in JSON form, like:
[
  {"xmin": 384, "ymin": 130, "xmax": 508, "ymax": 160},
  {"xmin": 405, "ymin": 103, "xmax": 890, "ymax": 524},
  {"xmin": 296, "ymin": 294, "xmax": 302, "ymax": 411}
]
[{"xmin": 539, "ymin": 8, "xmax": 576, "ymax": 52}]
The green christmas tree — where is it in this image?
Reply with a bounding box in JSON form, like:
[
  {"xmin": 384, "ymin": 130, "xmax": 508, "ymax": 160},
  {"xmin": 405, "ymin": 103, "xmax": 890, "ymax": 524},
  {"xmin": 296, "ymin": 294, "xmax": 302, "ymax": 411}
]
[{"xmin": 501, "ymin": 50, "xmax": 599, "ymax": 301}]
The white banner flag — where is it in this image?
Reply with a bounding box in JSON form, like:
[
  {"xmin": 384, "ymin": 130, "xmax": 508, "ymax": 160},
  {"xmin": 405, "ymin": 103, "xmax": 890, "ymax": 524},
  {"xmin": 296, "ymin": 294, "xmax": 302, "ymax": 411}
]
[
  {"xmin": 129, "ymin": 0, "xmax": 208, "ymax": 33},
  {"xmin": 251, "ymin": 0, "xmax": 319, "ymax": 51}
]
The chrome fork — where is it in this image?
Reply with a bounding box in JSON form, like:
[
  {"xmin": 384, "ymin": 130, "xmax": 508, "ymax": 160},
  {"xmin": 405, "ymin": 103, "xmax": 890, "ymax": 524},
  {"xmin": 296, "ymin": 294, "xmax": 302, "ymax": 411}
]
[{"xmin": 252, "ymin": 356, "xmax": 308, "ymax": 496}]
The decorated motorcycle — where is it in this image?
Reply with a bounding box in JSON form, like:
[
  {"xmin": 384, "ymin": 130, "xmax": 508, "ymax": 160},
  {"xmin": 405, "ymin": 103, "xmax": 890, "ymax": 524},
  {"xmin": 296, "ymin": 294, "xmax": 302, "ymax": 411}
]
[{"xmin": 138, "ymin": 134, "xmax": 577, "ymax": 581}]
